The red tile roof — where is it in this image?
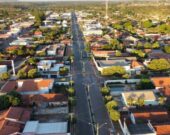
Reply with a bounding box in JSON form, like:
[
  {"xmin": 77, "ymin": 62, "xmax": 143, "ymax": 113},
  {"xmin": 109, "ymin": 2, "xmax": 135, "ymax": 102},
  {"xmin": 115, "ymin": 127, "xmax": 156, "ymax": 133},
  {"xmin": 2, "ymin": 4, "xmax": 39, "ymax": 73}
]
[
  {"xmin": 151, "ymin": 77, "xmax": 170, "ymax": 88},
  {"xmin": 22, "ymin": 93, "xmax": 68, "ymax": 105},
  {"xmin": 130, "ymin": 106, "xmax": 170, "ymax": 124},
  {"xmin": 131, "ymin": 60, "xmax": 143, "ymax": 68},
  {"xmin": 151, "ymin": 77, "xmax": 170, "ymax": 97},
  {"xmin": 134, "ymin": 111, "xmax": 169, "ymax": 123},
  {"xmin": 34, "ymin": 31, "xmax": 42, "ymax": 36},
  {"xmin": 154, "ymin": 124, "xmax": 170, "ymax": 135},
  {"xmin": 1, "ymin": 81, "xmax": 17, "ymax": 93},
  {"xmin": 1, "ymin": 79, "xmax": 54, "ymax": 93},
  {"xmin": 0, "ymin": 107, "xmax": 32, "ymax": 135},
  {"xmin": 17, "ymin": 79, "xmax": 53, "ymax": 92}
]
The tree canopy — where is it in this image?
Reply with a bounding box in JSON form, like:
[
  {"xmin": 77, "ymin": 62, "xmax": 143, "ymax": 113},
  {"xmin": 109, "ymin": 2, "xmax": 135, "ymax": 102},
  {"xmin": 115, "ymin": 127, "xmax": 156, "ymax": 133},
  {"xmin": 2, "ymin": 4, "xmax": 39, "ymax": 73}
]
[
  {"xmin": 164, "ymin": 46, "xmax": 170, "ymax": 54},
  {"xmin": 0, "ymin": 91, "xmax": 22, "ymax": 110},
  {"xmin": 147, "ymin": 59, "xmax": 170, "ymax": 71},
  {"xmin": 102, "ymin": 66, "xmax": 126, "ymax": 76}
]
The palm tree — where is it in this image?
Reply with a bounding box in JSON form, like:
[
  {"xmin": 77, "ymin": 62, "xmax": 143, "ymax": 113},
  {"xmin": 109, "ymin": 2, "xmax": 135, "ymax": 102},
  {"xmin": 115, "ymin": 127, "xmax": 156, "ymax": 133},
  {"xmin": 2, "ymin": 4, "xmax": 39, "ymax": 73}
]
[
  {"xmin": 127, "ymin": 97, "xmax": 135, "ymax": 106},
  {"xmin": 137, "ymin": 97, "xmax": 145, "ymax": 107}
]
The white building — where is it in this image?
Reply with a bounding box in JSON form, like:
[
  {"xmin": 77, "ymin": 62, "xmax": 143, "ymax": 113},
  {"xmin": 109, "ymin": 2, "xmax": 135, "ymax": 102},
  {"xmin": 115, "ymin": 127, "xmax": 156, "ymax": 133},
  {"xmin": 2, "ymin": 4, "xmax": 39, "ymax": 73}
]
[
  {"xmin": 10, "ymin": 39, "xmax": 30, "ymax": 46},
  {"xmin": 121, "ymin": 90, "xmax": 159, "ymax": 107},
  {"xmin": 23, "ymin": 121, "xmax": 70, "ymax": 135},
  {"xmin": 37, "ymin": 60, "xmax": 56, "ymax": 71},
  {"xmin": 83, "ymin": 29, "xmax": 103, "ymax": 36},
  {"xmin": 47, "ymin": 45, "xmax": 58, "ymax": 56}
]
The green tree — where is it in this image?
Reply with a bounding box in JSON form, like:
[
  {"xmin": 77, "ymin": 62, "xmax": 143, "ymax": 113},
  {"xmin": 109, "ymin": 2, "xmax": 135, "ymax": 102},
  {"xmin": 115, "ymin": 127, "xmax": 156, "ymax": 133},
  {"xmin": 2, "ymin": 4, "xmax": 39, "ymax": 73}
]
[
  {"xmin": 68, "ymin": 97, "xmax": 76, "ymax": 107},
  {"xmin": 137, "ymin": 79, "xmax": 155, "ymax": 90},
  {"xmin": 101, "ymin": 86, "xmax": 110, "ymax": 96},
  {"xmin": 106, "ymin": 100, "xmax": 118, "ymax": 110},
  {"xmin": 0, "ymin": 95, "xmax": 10, "ymax": 110},
  {"xmin": 115, "ymin": 50, "xmax": 122, "ymax": 57},
  {"xmin": 152, "ymin": 42, "xmax": 160, "ymax": 49},
  {"xmin": 164, "ymin": 46, "xmax": 170, "ymax": 54},
  {"xmin": 31, "ymin": 9, "xmax": 45, "ymax": 26},
  {"xmin": 28, "ymin": 69, "xmax": 38, "ymax": 78},
  {"xmin": 137, "ymin": 42, "xmax": 143, "ymax": 49},
  {"xmin": 17, "ymin": 49, "xmax": 24, "ymax": 56},
  {"xmin": 68, "ymin": 87, "xmax": 75, "ymax": 96},
  {"xmin": 59, "ymin": 67, "xmax": 69, "ymax": 76},
  {"xmin": 142, "ymin": 20, "xmax": 153, "ymax": 28},
  {"xmin": 109, "ymin": 110, "xmax": 120, "ymax": 121},
  {"xmin": 7, "ymin": 91, "xmax": 22, "ymax": 99},
  {"xmin": 131, "ymin": 50, "xmax": 145, "ymax": 58},
  {"xmin": 144, "ymin": 42, "xmax": 152, "ymax": 49},
  {"xmin": 102, "ymin": 66, "xmax": 126, "ymax": 76},
  {"xmin": 137, "ymin": 97, "xmax": 145, "ymax": 107},
  {"xmin": 27, "ymin": 49, "xmax": 35, "ymax": 56},
  {"xmin": 28, "ymin": 58, "xmax": 37, "ymax": 65},
  {"xmin": 127, "ymin": 97, "xmax": 134, "ymax": 106},
  {"xmin": 0, "ymin": 72, "xmax": 10, "ymax": 80},
  {"xmin": 147, "ymin": 59, "xmax": 170, "ymax": 71},
  {"xmin": 104, "ymin": 96, "xmax": 113, "ymax": 103},
  {"xmin": 17, "ymin": 69, "xmax": 27, "ymax": 79},
  {"xmin": 158, "ymin": 96, "xmax": 166, "ymax": 105}
]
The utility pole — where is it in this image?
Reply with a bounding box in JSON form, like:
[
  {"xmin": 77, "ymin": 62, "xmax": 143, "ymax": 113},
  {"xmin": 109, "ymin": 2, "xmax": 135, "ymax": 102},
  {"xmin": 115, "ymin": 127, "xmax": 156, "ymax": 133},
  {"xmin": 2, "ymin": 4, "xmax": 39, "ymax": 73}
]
[{"xmin": 95, "ymin": 122, "xmax": 107, "ymax": 135}]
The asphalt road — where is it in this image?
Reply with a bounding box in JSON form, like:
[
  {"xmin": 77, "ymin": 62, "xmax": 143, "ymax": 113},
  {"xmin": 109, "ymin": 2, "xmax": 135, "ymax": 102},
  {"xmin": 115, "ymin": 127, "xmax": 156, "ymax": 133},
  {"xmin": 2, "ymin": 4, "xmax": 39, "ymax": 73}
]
[{"xmin": 71, "ymin": 12, "xmax": 115, "ymax": 135}]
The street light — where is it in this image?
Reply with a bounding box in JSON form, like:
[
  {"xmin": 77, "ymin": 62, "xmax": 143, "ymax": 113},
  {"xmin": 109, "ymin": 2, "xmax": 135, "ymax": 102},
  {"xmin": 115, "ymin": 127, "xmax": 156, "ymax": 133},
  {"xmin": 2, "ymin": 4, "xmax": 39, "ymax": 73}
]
[{"xmin": 89, "ymin": 122, "xmax": 107, "ymax": 135}]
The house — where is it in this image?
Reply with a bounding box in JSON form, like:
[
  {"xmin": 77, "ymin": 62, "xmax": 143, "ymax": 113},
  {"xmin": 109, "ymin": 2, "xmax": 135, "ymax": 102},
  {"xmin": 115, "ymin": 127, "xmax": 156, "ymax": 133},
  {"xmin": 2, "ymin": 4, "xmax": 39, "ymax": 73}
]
[
  {"xmin": 128, "ymin": 106, "xmax": 170, "ymax": 135},
  {"xmin": 124, "ymin": 36, "xmax": 139, "ymax": 46},
  {"xmin": 121, "ymin": 90, "xmax": 158, "ymax": 107},
  {"xmin": 129, "ymin": 106, "xmax": 169, "ymax": 124},
  {"xmin": 0, "ymin": 107, "xmax": 32, "ymax": 135},
  {"xmin": 46, "ymin": 45, "xmax": 58, "ymax": 56},
  {"xmin": 151, "ymin": 77, "xmax": 170, "ymax": 97},
  {"xmin": 34, "ymin": 31, "xmax": 43, "ymax": 37},
  {"xmin": 37, "ymin": 60, "xmax": 65, "ymax": 78},
  {"xmin": 92, "ymin": 50, "xmax": 115, "ymax": 58},
  {"xmin": 10, "ymin": 39, "xmax": 30, "ymax": 46},
  {"xmin": 83, "ymin": 29, "xmax": 103, "ymax": 36},
  {"xmin": 131, "ymin": 60, "xmax": 144, "ymax": 75},
  {"xmin": 22, "ymin": 93, "xmax": 68, "ymax": 107},
  {"xmin": 154, "ymin": 124, "xmax": 170, "ymax": 135},
  {"xmin": 94, "ymin": 59, "xmax": 131, "ymax": 73},
  {"xmin": 0, "ymin": 33, "xmax": 10, "ymax": 40},
  {"xmin": 23, "ymin": 121, "xmax": 70, "ymax": 135},
  {"xmin": 119, "ymin": 116, "xmax": 156, "ymax": 135},
  {"xmin": 120, "ymin": 106, "xmax": 170, "ymax": 135},
  {"xmin": 37, "ymin": 60, "xmax": 56, "ymax": 71},
  {"xmin": 0, "ymin": 78, "xmax": 54, "ymax": 95}
]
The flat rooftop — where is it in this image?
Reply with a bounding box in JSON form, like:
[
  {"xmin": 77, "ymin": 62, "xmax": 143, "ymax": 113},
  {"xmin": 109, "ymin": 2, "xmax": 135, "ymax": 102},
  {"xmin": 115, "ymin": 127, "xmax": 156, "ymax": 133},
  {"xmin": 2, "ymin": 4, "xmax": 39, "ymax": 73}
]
[
  {"xmin": 23, "ymin": 121, "xmax": 68, "ymax": 134},
  {"xmin": 128, "ymin": 123, "xmax": 155, "ymax": 134},
  {"xmin": 97, "ymin": 60, "xmax": 130, "ymax": 67}
]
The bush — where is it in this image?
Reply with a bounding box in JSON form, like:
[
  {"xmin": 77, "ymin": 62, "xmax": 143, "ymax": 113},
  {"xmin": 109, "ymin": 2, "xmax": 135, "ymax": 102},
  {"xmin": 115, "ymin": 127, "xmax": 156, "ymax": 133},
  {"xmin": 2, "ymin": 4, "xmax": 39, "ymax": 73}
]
[
  {"xmin": 28, "ymin": 69, "xmax": 38, "ymax": 78},
  {"xmin": 0, "ymin": 72, "xmax": 10, "ymax": 80},
  {"xmin": 102, "ymin": 66, "xmax": 126, "ymax": 76},
  {"xmin": 137, "ymin": 79, "xmax": 155, "ymax": 90},
  {"xmin": 101, "ymin": 86, "xmax": 110, "ymax": 96},
  {"xmin": 147, "ymin": 59, "xmax": 170, "ymax": 71},
  {"xmin": 0, "ymin": 91, "xmax": 22, "ymax": 110}
]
